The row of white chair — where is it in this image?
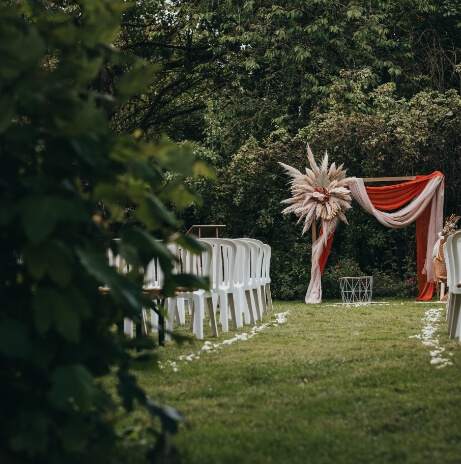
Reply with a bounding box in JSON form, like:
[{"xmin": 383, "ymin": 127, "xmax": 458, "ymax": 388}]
[
  {"xmin": 107, "ymin": 237, "xmax": 273, "ymax": 341},
  {"xmin": 167, "ymin": 238, "xmax": 273, "ymax": 339},
  {"xmin": 443, "ymin": 230, "xmax": 461, "ymax": 338},
  {"xmin": 180, "ymin": 238, "xmax": 273, "ymax": 339}
]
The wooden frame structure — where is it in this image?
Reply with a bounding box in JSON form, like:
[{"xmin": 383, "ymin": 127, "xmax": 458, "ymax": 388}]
[{"xmin": 186, "ymin": 224, "xmax": 226, "ymax": 238}]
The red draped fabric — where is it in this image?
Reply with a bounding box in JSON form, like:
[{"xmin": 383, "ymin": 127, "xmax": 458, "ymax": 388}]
[
  {"xmin": 415, "ymin": 204, "xmax": 435, "ymax": 300},
  {"xmin": 365, "ymin": 172, "xmax": 444, "ymax": 211},
  {"xmin": 318, "ymin": 171, "xmax": 444, "ymax": 301},
  {"xmin": 318, "ymin": 230, "xmax": 335, "ymax": 273}
]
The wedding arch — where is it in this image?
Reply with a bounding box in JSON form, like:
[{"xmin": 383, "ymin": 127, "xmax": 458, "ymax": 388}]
[{"xmin": 280, "ymin": 146, "xmax": 445, "ymax": 303}]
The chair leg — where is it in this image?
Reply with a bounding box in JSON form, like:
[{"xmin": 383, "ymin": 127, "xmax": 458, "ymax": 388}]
[
  {"xmin": 205, "ymin": 297, "xmax": 218, "ymax": 337},
  {"xmin": 446, "ymin": 293, "xmax": 452, "ymax": 333},
  {"xmin": 259, "ymin": 287, "xmax": 267, "ymax": 316},
  {"xmin": 124, "ymin": 318, "xmax": 134, "ymax": 338},
  {"xmin": 449, "ymin": 294, "xmax": 461, "ymax": 339},
  {"xmin": 440, "ymin": 282, "xmax": 446, "ymax": 301},
  {"xmin": 228, "ymin": 293, "xmax": 239, "ymax": 329},
  {"xmin": 165, "ymin": 299, "xmax": 176, "ymax": 342},
  {"xmin": 193, "ymin": 297, "xmax": 204, "ymax": 339},
  {"xmin": 265, "ymin": 283, "xmax": 273, "ymax": 311},
  {"xmin": 219, "ymin": 294, "xmax": 229, "ymax": 332},
  {"xmin": 150, "ymin": 309, "xmax": 159, "ymax": 332},
  {"xmin": 252, "ymin": 288, "xmax": 262, "ymax": 321},
  {"xmin": 141, "ymin": 309, "xmax": 148, "ymax": 335},
  {"xmin": 176, "ymin": 298, "xmax": 185, "ymax": 325},
  {"xmin": 189, "ymin": 299, "xmax": 195, "ymax": 331},
  {"xmin": 245, "ymin": 290, "xmax": 256, "ymax": 324}
]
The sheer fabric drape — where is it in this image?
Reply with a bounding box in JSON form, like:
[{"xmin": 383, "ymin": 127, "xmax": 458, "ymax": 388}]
[{"xmin": 305, "ymin": 172, "xmax": 444, "ymax": 303}]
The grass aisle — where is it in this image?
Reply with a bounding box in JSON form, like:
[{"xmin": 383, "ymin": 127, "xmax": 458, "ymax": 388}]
[{"xmin": 134, "ymin": 300, "xmax": 461, "ymax": 464}]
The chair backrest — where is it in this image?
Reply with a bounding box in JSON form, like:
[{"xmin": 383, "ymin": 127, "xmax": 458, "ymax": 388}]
[
  {"xmin": 262, "ymin": 243, "xmax": 272, "ymax": 284},
  {"xmin": 182, "ymin": 240, "xmax": 212, "ymax": 282},
  {"xmin": 200, "ymin": 238, "xmax": 237, "ymax": 290},
  {"xmin": 107, "ymin": 247, "xmax": 129, "ymax": 274},
  {"xmin": 450, "ymin": 231, "xmax": 461, "ymax": 295},
  {"xmin": 243, "ymin": 238, "xmax": 264, "ymax": 285},
  {"xmin": 232, "ymin": 238, "xmax": 251, "ymax": 287},
  {"xmin": 445, "ymin": 231, "xmax": 460, "ymax": 291}
]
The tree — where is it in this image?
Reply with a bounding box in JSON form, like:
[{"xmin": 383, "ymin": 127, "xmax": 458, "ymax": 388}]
[{"xmin": 0, "ymin": 1, "xmax": 209, "ymax": 462}]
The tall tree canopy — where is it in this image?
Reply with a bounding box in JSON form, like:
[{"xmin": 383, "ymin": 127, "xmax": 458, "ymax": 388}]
[
  {"xmin": 111, "ymin": 0, "xmax": 461, "ymax": 146},
  {"xmin": 107, "ymin": 0, "xmax": 461, "ymax": 300}
]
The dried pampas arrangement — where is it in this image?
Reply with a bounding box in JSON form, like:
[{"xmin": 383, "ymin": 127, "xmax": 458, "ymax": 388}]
[{"xmin": 280, "ymin": 143, "xmax": 354, "ymax": 234}]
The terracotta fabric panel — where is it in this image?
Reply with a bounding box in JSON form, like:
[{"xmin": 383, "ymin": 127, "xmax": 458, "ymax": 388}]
[
  {"xmin": 319, "ymin": 230, "xmax": 335, "ymax": 274},
  {"xmin": 364, "ymin": 173, "xmax": 442, "ymax": 210}
]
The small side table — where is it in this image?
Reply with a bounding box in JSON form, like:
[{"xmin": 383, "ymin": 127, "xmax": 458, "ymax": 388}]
[{"xmin": 339, "ymin": 276, "xmax": 373, "ymax": 303}]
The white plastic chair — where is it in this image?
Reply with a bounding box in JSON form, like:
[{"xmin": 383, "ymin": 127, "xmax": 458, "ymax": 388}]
[
  {"xmin": 444, "ymin": 231, "xmax": 461, "ymax": 338},
  {"xmin": 242, "ymin": 238, "xmax": 266, "ymax": 320},
  {"xmin": 262, "ymin": 243, "xmax": 273, "ymax": 312},
  {"xmin": 177, "ymin": 242, "xmax": 217, "ymax": 339},
  {"xmin": 232, "ymin": 238, "xmax": 257, "ymax": 325},
  {"xmin": 200, "ymin": 238, "xmax": 242, "ymax": 330}
]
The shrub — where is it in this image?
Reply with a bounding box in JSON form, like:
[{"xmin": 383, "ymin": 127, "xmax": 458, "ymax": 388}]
[{"xmin": 0, "ymin": 2, "xmax": 208, "ymax": 463}]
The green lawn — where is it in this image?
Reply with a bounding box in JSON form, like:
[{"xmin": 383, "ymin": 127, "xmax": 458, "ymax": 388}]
[{"xmin": 129, "ymin": 299, "xmax": 461, "ymax": 464}]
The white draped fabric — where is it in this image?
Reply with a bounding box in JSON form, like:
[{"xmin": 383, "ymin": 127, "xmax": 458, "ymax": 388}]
[
  {"xmin": 305, "ymin": 217, "xmax": 338, "ymax": 303},
  {"xmin": 305, "ymin": 175, "xmax": 445, "ymax": 304}
]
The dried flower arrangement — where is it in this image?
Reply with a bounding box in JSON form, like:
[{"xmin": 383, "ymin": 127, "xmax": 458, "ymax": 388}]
[
  {"xmin": 441, "ymin": 213, "xmax": 460, "ymax": 237},
  {"xmin": 279, "ymin": 144, "xmax": 354, "ymax": 234}
]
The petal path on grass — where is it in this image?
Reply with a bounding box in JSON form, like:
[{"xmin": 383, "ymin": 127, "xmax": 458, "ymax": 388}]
[
  {"xmin": 158, "ymin": 311, "xmax": 290, "ymax": 372},
  {"xmin": 409, "ymin": 307, "xmax": 454, "ymax": 369}
]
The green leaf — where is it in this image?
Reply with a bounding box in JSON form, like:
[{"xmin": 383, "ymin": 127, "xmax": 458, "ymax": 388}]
[
  {"xmin": 77, "ymin": 247, "xmax": 143, "ymax": 311},
  {"xmin": 134, "ymin": 194, "xmax": 178, "ymax": 231},
  {"xmin": 120, "ymin": 228, "xmax": 176, "ymax": 269},
  {"xmin": 0, "ymin": 197, "xmax": 15, "ymax": 226},
  {"xmin": 0, "ymin": 19, "xmax": 44, "ymax": 79},
  {"xmin": 175, "ymin": 234, "xmax": 207, "ymax": 254},
  {"xmin": 155, "ymin": 141, "xmax": 195, "ymax": 176},
  {"xmin": 48, "ymin": 365, "xmax": 97, "ymax": 413},
  {"xmin": 70, "ymin": 135, "xmax": 103, "ymax": 167},
  {"xmin": 19, "ymin": 196, "xmax": 57, "ymax": 243},
  {"xmin": 54, "ymin": 302, "xmax": 80, "ymax": 343},
  {"xmin": 174, "ymin": 273, "xmax": 210, "ymax": 292},
  {"xmin": 32, "ymin": 288, "xmax": 80, "ymax": 341},
  {"xmin": 0, "ymin": 319, "xmax": 30, "ymax": 359},
  {"xmin": 117, "ymin": 371, "xmax": 146, "ymax": 412},
  {"xmin": 32, "ymin": 290, "xmax": 54, "ymax": 335},
  {"xmin": 160, "ymin": 177, "xmax": 202, "ymax": 209},
  {"xmin": 19, "ymin": 196, "xmax": 89, "ymax": 243},
  {"xmin": 193, "ymin": 160, "xmax": 216, "ymax": 179},
  {"xmin": 58, "ymin": 419, "xmax": 90, "ymax": 453},
  {"xmin": 116, "ymin": 62, "xmax": 162, "ymax": 100},
  {"xmin": 144, "ymin": 398, "xmax": 187, "ymax": 435},
  {"xmin": 0, "ymin": 96, "xmax": 15, "ymax": 133},
  {"xmin": 23, "ymin": 241, "xmax": 72, "ymax": 287},
  {"xmin": 9, "ymin": 411, "xmax": 49, "ymax": 455}
]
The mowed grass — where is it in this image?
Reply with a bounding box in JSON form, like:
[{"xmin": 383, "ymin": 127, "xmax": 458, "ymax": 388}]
[{"xmin": 130, "ymin": 300, "xmax": 461, "ymax": 464}]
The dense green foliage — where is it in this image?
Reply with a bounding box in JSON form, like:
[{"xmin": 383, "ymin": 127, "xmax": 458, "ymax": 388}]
[
  {"xmin": 105, "ymin": 0, "xmax": 461, "ymax": 299},
  {"xmin": 0, "ymin": 1, "xmax": 210, "ymax": 462}
]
